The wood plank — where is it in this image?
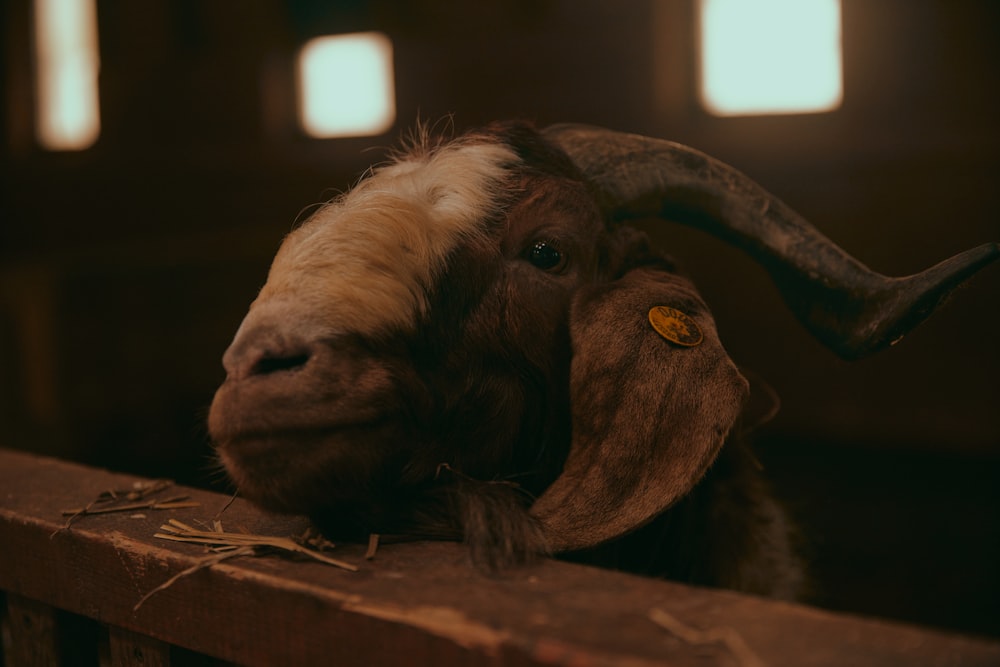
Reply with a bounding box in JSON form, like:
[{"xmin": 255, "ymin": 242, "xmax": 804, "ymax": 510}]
[
  {"xmin": 108, "ymin": 627, "xmax": 172, "ymax": 667},
  {"xmin": 1, "ymin": 447, "xmax": 998, "ymax": 667},
  {"xmin": 3, "ymin": 594, "xmax": 60, "ymax": 667}
]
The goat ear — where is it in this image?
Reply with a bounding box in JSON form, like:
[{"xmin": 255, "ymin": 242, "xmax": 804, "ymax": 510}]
[{"xmin": 530, "ymin": 263, "xmax": 749, "ymax": 553}]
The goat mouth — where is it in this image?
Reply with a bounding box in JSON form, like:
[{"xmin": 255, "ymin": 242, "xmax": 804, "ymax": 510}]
[
  {"xmin": 213, "ymin": 408, "xmax": 401, "ymax": 468},
  {"xmin": 216, "ymin": 421, "xmax": 404, "ymax": 514},
  {"xmin": 210, "ymin": 402, "xmax": 357, "ymax": 446},
  {"xmin": 209, "ymin": 376, "xmax": 399, "ymax": 443},
  {"xmin": 217, "ymin": 422, "xmax": 378, "ymax": 453}
]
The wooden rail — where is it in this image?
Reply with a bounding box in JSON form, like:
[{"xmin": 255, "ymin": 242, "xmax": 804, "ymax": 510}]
[{"xmin": 1, "ymin": 447, "xmax": 998, "ymax": 666}]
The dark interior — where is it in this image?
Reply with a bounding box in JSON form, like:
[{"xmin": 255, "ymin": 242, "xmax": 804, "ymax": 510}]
[{"xmin": 2, "ymin": 0, "xmax": 997, "ymax": 639}]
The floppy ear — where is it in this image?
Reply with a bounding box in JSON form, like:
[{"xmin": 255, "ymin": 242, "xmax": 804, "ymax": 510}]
[{"xmin": 530, "ymin": 261, "xmax": 749, "ymax": 553}]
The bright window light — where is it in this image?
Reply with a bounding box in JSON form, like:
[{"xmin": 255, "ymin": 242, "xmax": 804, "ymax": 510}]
[
  {"xmin": 699, "ymin": 0, "xmax": 843, "ymax": 116},
  {"xmin": 298, "ymin": 32, "xmax": 396, "ymax": 138},
  {"xmin": 33, "ymin": 0, "xmax": 101, "ymax": 150}
]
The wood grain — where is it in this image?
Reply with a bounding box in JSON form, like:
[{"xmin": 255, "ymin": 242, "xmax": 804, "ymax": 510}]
[{"xmin": 2, "ymin": 447, "xmax": 998, "ymax": 666}]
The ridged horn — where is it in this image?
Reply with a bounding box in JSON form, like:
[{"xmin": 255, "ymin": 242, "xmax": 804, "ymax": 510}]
[{"xmin": 544, "ymin": 123, "xmax": 999, "ymax": 360}]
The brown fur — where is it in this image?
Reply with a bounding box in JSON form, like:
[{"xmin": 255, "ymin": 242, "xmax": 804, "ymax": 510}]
[{"xmin": 210, "ymin": 121, "xmax": 804, "ymax": 596}]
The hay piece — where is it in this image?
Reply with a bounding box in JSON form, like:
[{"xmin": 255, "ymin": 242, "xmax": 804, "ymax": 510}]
[
  {"xmin": 154, "ymin": 519, "xmax": 358, "ymax": 572},
  {"xmin": 297, "ymin": 526, "xmax": 337, "ymax": 552},
  {"xmin": 133, "ymin": 546, "xmax": 255, "ymax": 611},
  {"xmin": 212, "ymin": 489, "xmax": 240, "ymax": 522},
  {"xmin": 57, "ymin": 480, "xmax": 199, "ymax": 533},
  {"xmin": 648, "ymin": 608, "xmax": 766, "ymax": 667},
  {"xmin": 61, "ymin": 496, "xmax": 200, "ymax": 516},
  {"xmin": 365, "ymin": 534, "xmax": 380, "ymax": 560}
]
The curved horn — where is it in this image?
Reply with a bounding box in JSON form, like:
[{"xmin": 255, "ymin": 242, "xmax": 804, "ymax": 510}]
[{"xmin": 544, "ymin": 123, "xmax": 999, "ymax": 360}]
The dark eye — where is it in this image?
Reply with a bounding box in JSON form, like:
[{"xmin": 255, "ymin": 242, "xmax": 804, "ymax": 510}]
[{"xmin": 527, "ymin": 241, "xmax": 565, "ymax": 271}]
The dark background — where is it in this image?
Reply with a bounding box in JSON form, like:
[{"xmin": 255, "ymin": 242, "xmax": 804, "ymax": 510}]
[{"xmin": 2, "ymin": 0, "xmax": 998, "ymax": 638}]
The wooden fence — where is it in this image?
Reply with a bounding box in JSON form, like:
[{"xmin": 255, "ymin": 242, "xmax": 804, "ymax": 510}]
[{"xmin": 1, "ymin": 447, "xmax": 998, "ymax": 666}]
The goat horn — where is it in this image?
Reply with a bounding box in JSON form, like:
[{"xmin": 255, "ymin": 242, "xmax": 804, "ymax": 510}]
[{"xmin": 544, "ymin": 123, "xmax": 999, "ymax": 359}]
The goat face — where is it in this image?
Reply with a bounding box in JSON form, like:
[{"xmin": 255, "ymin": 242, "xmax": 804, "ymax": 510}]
[
  {"xmin": 210, "ymin": 124, "xmax": 630, "ymax": 545},
  {"xmin": 210, "ymin": 121, "xmax": 998, "ymax": 568}
]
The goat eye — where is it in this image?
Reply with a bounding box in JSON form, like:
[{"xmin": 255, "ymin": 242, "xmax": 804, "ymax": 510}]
[{"xmin": 527, "ymin": 241, "xmax": 564, "ymax": 271}]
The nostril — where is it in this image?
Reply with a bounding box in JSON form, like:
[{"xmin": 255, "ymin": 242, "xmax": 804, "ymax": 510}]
[
  {"xmin": 251, "ymin": 351, "xmax": 311, "ymax": 377},
  {"xmin": 221, "ymin": 321, "xmax": 319, "ymax": 380}
]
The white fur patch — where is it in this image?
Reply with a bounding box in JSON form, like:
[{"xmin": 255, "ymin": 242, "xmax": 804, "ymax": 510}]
[{"xmin": 242, "ymin": 140, "xmax": 518, "ymax": 342}]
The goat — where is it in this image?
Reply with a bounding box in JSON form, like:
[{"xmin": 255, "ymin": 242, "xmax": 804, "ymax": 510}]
[{"xmin": 208, "ymin": 121, "xmax": 998, "ymax": 598}]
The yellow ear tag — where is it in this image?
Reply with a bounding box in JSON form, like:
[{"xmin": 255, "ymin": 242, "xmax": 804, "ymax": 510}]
[{"xmin": 648, "ymin": 306, "xmax": 703, "ymax": 347}]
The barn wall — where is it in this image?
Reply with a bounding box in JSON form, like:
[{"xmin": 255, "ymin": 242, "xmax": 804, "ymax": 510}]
[{"xmin": 1, "ymin": 0, "xmax": 998, "ymax": 633}]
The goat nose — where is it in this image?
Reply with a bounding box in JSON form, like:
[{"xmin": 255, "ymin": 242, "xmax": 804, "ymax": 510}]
[
  {"xmin": 249, "ymin": 349, "xmax": 311, "ymax": 376},
  {"xmin": 222, "ymin": 333, "xmax": 313, "ymax": 381}
]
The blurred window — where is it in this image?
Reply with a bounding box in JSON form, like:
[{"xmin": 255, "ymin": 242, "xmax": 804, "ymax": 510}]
[
  {"xmin": 33, "ymin": 0, "xmax": 101, "ymax": 150},
  {"xmin": 298, "ymin": 32, "xmax": 396, "ymax": 138},
  {"xmin": 699, "ymin": 0, "xmax": 842, "ymax": 116}
]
